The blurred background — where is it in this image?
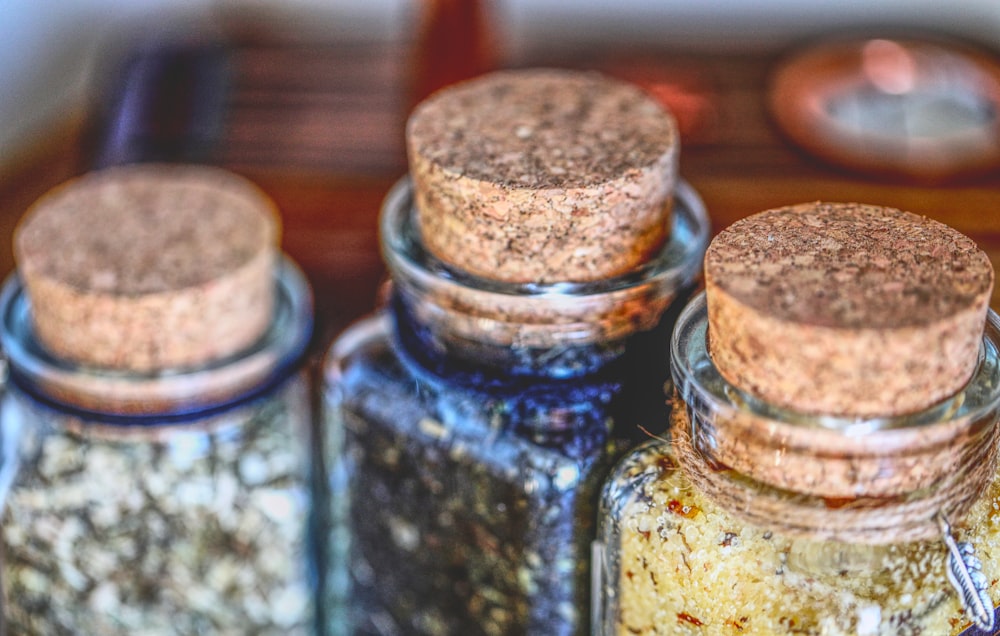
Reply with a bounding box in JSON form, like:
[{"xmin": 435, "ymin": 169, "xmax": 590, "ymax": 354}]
[
  {"xmin": 4, "ymin": 0, "xmax": 1000, "ymax": 345},
  {"xmin": 5, "ymin": 0, "xmax": 1000, "ymax": 161}
]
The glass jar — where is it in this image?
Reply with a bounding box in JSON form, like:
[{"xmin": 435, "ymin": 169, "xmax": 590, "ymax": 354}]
[
  {"xmin": 322, "ymin": 176, "xmax": 709, "ymax": 635},
  {"xmin": 0, "ymin": 255, "xmax": 317, "ymax": 634},
  {"xmin": 596, "ymin": 276, "xmax": 1000, "ymax": 631}
]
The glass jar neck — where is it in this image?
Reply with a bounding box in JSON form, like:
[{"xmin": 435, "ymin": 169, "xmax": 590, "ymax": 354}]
[
  {"xmin": 0, "ymin": 257, "xmax": 313, "ymax": 420},
  {"xmin": 380, "ymin": 176, "xmax": 709, "ymax": 378},
  {"xmin": 670, "ymin": 292, "xmax": 1000, "ymax": 543}
]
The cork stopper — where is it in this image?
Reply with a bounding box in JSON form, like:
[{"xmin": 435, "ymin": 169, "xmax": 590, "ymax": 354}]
[
  {"xmin": 14, "ymin": 164, "xmax": 279, "ymax": 372},
  {"xmin": 406, "ymin": 68, "xmax": 679, "ymax": 283},
  {"xmin": 705, "ymin": 202, "xmax": 993, "ymax": 417}
]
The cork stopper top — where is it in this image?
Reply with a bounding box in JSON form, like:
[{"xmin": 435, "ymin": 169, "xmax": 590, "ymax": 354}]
[
  {"xmin": 706, "ymin": 202, "xmax": 992, "ymax": 330},
  {"xmin": 704, "ymin": 202, "xmax": 994, "ymax": 416},
  {"xmin": 15, "ymin": 165, "xmax": 278, "ymax": 295},
  {"xmin": 12, "ymin": 164, "xmax": 280, "ymax": 374},
  {"xmin": 406, "ymin": 68, "xmax": 679, "ymax": 283},
  {"xmin": 408, "ymin": 68, "xmax": 676, "ymax": 190}
]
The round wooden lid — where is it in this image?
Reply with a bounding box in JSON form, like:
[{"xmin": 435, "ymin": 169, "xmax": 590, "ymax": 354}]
[
  {"xmin": 406, "ymin": 68, "xmax": 678, "ymax": 283},
  {"xmin": 15, "ymin": 164, "xmax": 279, "ymax": 372},
  {"xmin": 705, "ymin": 201, "xmax": 993, "ymax": 416}
]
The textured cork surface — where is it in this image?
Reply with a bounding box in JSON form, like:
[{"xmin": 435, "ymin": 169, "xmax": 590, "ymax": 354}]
[
  {"xmin": 705, "ymin": 202, "xmax": 993, "ymax": 416},
  {"xmin": 406, "ymin": 68, "xmax": 678, "ymax": 283},
  {"xmin": 15, "ymin": 164, "xmax": 279, "ymax": 371}
]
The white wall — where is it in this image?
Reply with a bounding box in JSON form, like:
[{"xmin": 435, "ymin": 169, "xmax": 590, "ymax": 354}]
[
  {"xmin": 2, "ymin": 0, "xmax": 1000, "ymax": 163},
  {"xmin": 1, "ymin": 0, "xmax": 198, "ymax": 159},
  {"xmin": 0, "ymin": 0, "xmax": 406, "ymax": 160}
]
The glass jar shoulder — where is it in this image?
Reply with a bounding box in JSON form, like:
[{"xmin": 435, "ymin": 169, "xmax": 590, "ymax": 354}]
[
  {"xmin": 2, "ymin": 371, "xmax": 311, "ymax": 475},
  {"xmin": 596, "ymin": 438, "xmax": 1000, "ymax": 636},
  {"xmin": 325, "ymin": 312, "xmax": 630, "ymax": 481}
]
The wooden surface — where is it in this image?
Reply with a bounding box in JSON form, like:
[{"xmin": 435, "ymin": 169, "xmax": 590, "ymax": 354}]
[{"xmin": 3, "ymin": 39, "xmax": 1000, "ymax": 357}]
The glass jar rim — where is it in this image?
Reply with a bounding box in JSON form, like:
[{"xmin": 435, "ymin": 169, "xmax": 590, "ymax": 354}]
[
  {"xmin": 671, "ymin": 291, "xmax": 1000, "ymax": 436},
  {"xmin": 670, "ymin": 292, "xmax": 1000, "ymax": 541},
  {"xmin": 380, "ymin": 176, "xmax": 710, "ymax": 305},
  {"xmin": 0, "ymin": 256, "xmax": 313, "ymax": 419}
]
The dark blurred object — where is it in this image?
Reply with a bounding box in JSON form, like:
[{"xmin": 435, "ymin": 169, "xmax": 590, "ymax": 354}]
[
  {"xmin": 769, "ymin": 35, "xmax": 1000, "ymax": 182},
  {"xmin": 88, "ymin": 38, "xmax": 408, "ymax": 176},
  {"xmin": 90, "ymin": 42, "xmax": 232, "ymax": 168},
  {"xmin": 409, "ymin": 0, "xmax": 498, "ymax": 110}
]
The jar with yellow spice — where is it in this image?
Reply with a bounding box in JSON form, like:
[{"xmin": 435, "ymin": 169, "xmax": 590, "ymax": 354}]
[{"xmin": 595, "ymin": 202, "xmax": 1000, "ymax": 635}]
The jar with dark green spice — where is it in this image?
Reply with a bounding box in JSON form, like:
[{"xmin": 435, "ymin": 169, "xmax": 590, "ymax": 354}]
[
  {"xmin": 0, "ymin": 164, "xmax": 316, "ymax": 634},
  {"xmin": 323, "ymin": 69, "xmax": 709, "ymax": 635}
]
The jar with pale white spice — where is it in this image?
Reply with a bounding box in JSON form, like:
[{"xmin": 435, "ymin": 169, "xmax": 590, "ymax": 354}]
[
  {"xmin": 0, "ymin": 164, "xmax": 316, "ymax": 635},
  {"xmin": 595, "ymin": 202, "xmax": 1000, "ymax": 636},
  {"xmin": 323, "ymin": 69, "xmax": 709, "ymax": 635}
]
